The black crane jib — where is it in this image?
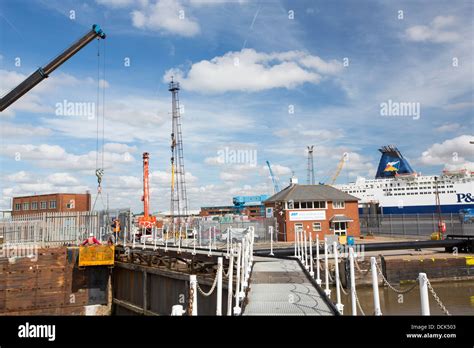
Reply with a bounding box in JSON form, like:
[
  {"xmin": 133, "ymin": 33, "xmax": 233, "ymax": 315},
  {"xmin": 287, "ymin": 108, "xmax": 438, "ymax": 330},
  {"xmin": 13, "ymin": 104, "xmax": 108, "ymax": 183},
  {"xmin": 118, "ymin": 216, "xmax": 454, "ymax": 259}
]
[{"xmin": 0, "ymin": 24, "xmax": 106, "ymax": 112}]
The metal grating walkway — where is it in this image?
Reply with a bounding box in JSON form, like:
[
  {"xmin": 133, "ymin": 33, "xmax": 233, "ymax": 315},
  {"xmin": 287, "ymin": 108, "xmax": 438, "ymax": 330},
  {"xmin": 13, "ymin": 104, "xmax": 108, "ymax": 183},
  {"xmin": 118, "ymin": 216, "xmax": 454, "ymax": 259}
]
[{"xmin": 243, "ymin": 257, "xmax": 335, "ymax": 316}]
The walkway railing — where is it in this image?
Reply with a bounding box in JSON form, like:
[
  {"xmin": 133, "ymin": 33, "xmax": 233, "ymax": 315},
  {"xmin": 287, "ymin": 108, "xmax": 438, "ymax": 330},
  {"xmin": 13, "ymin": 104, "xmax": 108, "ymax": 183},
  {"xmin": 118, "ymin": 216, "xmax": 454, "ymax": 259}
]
[
  {"xmin": 293, "ymin": 229, "xmax": 452, "ymax": 316},
  {"xmin": 170, "ymin": 227, "xmax": 255, "ymax": 316}
]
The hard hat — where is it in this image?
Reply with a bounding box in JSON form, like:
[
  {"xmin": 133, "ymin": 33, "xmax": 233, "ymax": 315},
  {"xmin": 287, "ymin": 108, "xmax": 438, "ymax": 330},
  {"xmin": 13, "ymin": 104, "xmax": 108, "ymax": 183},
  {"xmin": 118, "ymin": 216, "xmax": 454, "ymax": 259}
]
[{"xmin": 89, "ymin": 232, "xmax": 94, "ymax": 237}]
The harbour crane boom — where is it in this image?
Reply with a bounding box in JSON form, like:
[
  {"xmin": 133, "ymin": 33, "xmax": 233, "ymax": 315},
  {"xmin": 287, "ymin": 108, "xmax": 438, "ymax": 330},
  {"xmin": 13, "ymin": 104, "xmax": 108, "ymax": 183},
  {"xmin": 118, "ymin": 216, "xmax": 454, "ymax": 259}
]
[
  {"xmin": 330, "ymin": 154, "xmax": 347, "ymax": 185},
  {"xmin": 266, "ymin": 160, "xmax": 280, "ymax": 194},
  {"xmin": 0, "ymin": 24, "xmax": 106, "ymax": 112}
]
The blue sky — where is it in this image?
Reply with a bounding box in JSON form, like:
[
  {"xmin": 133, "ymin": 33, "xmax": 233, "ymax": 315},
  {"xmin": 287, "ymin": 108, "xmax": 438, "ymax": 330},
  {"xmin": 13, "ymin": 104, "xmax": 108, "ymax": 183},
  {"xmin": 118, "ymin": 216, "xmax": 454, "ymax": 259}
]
[{"xmin": 0, "ymin": 0, "xmax": 473, "ymax": 212}]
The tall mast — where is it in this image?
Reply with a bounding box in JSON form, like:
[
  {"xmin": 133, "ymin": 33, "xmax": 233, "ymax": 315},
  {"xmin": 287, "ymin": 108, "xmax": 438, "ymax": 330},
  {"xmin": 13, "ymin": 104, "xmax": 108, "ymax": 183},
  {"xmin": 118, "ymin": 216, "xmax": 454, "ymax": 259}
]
[{"xmin": 169, "ymin": 78, "xmax": 188, "ymax": 225}]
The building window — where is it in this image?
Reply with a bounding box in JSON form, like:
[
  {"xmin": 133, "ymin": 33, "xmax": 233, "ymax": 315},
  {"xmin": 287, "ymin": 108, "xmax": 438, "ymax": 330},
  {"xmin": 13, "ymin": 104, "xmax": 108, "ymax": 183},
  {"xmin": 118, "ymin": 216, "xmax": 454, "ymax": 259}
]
[
  {"xmin": 294, "ymin": 201, "xmax": 300, "ymax": 209},
  {"xmin": 49, "ymin": 200, "xmax": 57, "ymax": 209},
  {"xmin": 314, "ymin": 201, "xmax": 326, "ymax": 209},
  {"xmin": 40, "ymin": 201, "xmax": 47, "ymax": 209},
  {"xmin": 332, "ymin": 201, "xmax": 345, "ymax": 209},
  {"xmin": 313, "ymin": 222, "xmax": 322, "ymax": 232},
  {"xmin": 22, "ymin": 202, "xmax": 29, "ymax": 210},
  {"xmin": 15, "ymin": 203, "xmax": 21, "ymax": 211},
  {"xmin": 300, "ymin": 202, "xmax": 308, "ymax": 209},
  {"xmin": 333, "ymin": 222, "xmax": 347, "ymax": 236},
  {"xmin": 31, "ymin": 202, "xmax": 38, "ymax": 210}
]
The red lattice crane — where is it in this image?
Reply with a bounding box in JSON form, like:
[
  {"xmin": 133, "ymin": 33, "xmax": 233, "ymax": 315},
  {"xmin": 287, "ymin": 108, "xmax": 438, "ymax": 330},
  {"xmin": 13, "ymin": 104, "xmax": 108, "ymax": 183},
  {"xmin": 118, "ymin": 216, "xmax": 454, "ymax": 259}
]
[{"xmin": 138, "ymin": 152, "xmax": 157, "ymax": 229}]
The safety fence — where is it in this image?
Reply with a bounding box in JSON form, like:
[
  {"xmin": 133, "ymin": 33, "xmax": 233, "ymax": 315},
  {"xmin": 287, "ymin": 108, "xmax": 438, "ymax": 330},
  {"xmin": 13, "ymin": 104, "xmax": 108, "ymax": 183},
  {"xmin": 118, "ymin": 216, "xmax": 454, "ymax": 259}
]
[
  {"xmin": 360, "ymin": 213, "xmax": 474, "ymax": 237},
  {"xmin": 0, "ymin": 209, "xmax": 131, "ymax": 246},
  {"xmin": 293, "ymin": 228, "xmax": 452, "ymax": 316},
  {"xmin": 170, "ymin": 227, "xmax": 255, "ymax": 316}
]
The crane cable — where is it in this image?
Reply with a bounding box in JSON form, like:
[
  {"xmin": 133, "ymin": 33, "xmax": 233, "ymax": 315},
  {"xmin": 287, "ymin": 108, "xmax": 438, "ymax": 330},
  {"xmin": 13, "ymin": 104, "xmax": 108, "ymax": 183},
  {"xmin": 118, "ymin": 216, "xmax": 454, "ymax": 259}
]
[{"xmin": 92, "ymin": 38, "xmax": 106, "ymax": 211}]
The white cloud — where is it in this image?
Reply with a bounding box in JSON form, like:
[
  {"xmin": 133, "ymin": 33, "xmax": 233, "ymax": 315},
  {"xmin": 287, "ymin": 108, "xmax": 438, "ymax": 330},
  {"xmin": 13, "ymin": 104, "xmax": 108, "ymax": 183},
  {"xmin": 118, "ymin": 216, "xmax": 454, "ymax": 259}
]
[
  {"xmin": 0, "ymin": 143, "xmax": 135, "ymax": 170},
  {"xmin": 189, "ymin": 0, "xmax": 248, "ymax": 5},
  {"xmin": 2, "ymin": 171, "xmax": 88, "ymax": 205},
  {"xmin": 163, "ymin": 49, "xmax": 342, "ymax": 93},
  {"xmin": 131, "ymin": 0, "xmax": 200, "ymax": 37},
  {"xmin": 405, "ymin": 15, "xmax": 461, "ymax": 43},
  {"xmin": 0, "ymin": 69, "xmax": 106, "ymax": 117},
  {"xmin": 96, "ymin": 0, "xmax": 136, "ymax": 8},
  {"xmin": 46, "ymin": 173, "xmax": 80, "ymax": 186},
  {"xmin": 103, "ymin": 142, "xmax": 137, "ymax": 153},
  {"xmin": 0, "ymin": 123, "xmax": 52, "ymax": 137},
  {"xmin": 5, "ymin": 171, "xmax": 34, "ymax": 183},
  {"xmin": 420, "ymin": 135, "xmax": 474, "ymax": 169},
  {"xmin": 434, "ymin": 123, "xmax": 462, "ymax": 133}
]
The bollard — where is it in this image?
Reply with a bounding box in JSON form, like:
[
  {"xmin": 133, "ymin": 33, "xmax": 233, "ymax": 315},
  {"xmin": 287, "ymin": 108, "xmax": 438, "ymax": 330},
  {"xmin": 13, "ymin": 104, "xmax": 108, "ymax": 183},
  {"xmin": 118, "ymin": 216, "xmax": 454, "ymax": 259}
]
[
  {"xmin": 216, "ymin": 257, "xmax": 223, "ymax": 316},
  {"xmin": 371, "ymin": 257, "xmax": 382, "ymax": 316},
  {"xmin": 309, "ymin": 232, "xmax": 314, "ymax": 277},
  {"xmin": 349, "ymin": 247, "xmax": 357, "ymax": 316},
  {"xmin": 324, "ymin": 238, "xmax": 331, "ymax": 297},
  {"xmin": 315, "ymin": 235, "xmax": 321, "ymax": 285},
  {"xmin": 299, "ymin": 229, "xmax": 304, "ymax": 262},
  {"xmin": 208, "ymin": 227, "xmax": 212, "ymax": 256},
  {"xmin": 192, "ymin": 229, "xmax": 197, "ymax": 255},
  {"xmin": 189, "ymin": 275, "xmax": 198, "ymax": 316},
  {"xmin": 198, "ymin": 225, "xmax": 202, "ymax": 248},
  {"xmin": 249, "ymin": 226, "xmax": 255, "ymax": 264},
  {"xmin": 233, "ymin": 243, "xmax": 242, "ymax": 315},
  {"xmin": 213, "ymin": 226, "xmax": 217, "ymax": 249},
  {"xmin": 227, "ymin": 250, "xmax": 234, "ymax": 316},
  {"xmin": 124, "ymin": 226, "xmax": 128, "ymax": 247},
  {"xmin": 294, "ymin": 228, "xmax": 297, "ymax": 257},
  {"xmin": 269, "ymin": 226, "xmax": 274, "ymax": 256},
  {"xmin": 226, "ymin": 227, "xmax": 230, "ymax": 256},
  {"xmin": 419, "ymin": 273, "xmax": 430, "ymax": 316},
  {"xmin": 171, "ymin": 304, "xmax": 185, "ymax": 316},
  {"xmin": 303, "ymin": 230, "xmax": 309, "ymax": 270},
  {"xmin": 132, "ymin": 227, "xmax": 136, "ymax": 249},
  {"xmin": 333, "ymin": 242, "xmax": 344, "ymax": 314},
  {"xmin": 239, "ymin": 239, "xmax": 246, "ymax": 298}
]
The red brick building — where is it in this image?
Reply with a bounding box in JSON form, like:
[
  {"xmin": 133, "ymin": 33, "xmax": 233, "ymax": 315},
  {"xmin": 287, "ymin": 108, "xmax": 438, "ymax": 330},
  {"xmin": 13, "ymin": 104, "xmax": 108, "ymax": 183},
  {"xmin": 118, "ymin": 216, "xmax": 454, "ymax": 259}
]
[
  {"xmin": 264, "ymin": 184, "xmax": 360, "ymax": 242},
  {"xmin": 12, "ymin": 192, "xmax": 91, "ymax": 216}
]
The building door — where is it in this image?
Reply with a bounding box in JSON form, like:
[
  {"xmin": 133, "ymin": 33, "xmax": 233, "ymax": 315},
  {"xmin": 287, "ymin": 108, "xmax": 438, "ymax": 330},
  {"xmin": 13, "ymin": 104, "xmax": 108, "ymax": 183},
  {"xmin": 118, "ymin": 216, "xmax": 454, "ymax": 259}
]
[{"xmin": 333, "ymin": 222, "xmax": 347, "ymax": 236}]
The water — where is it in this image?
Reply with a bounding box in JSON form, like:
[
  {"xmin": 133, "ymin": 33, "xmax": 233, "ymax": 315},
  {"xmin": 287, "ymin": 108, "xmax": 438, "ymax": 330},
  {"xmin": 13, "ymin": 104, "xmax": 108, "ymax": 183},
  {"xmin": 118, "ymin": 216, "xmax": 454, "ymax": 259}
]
[{"xmin": 334, "ymin": 280, "xmax": 474, "ymax": 315}]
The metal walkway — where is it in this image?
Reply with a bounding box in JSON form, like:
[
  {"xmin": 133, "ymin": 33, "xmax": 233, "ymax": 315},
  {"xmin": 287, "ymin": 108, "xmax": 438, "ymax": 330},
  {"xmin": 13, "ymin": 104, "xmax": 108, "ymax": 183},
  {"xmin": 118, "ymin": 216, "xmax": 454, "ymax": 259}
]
[{"xmin": 243, "ymin": 257, "xmax": 335, "ymax": 316}]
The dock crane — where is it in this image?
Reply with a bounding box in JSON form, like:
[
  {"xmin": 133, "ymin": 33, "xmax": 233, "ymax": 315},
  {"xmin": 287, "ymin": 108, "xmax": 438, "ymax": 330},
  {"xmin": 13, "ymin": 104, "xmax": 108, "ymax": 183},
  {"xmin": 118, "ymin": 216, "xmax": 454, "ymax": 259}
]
[
  {"xmin": 0, "ymin": 24, "xmax": 106, "ymax": 112},
  {"xmin": 329, "ymin": 153, "xmax": 348, "ymax": 185},
  {"xmin": 138, "ymin": 153, "xmax": 157, "ymax": 230},
  {"xmin": 266, "ymin": 160, "xmax": 280, "ymax": 194}
]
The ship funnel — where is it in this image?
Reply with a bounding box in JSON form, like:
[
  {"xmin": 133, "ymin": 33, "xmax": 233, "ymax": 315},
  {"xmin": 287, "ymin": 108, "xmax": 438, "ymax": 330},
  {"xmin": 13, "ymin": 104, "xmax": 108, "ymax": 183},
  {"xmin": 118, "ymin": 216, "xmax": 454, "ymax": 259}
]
[{"xmin": 375, "ymin": 145, "xmax": 415, "ymax": 179}]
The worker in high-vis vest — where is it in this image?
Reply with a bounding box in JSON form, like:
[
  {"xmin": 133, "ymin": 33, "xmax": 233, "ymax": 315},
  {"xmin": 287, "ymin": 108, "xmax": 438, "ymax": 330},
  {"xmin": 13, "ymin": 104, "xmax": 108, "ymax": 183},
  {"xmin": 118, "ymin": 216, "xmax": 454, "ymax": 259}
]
[{"xmin": 111, "ymin": 218, "xmax": 121, "ymax": 244}]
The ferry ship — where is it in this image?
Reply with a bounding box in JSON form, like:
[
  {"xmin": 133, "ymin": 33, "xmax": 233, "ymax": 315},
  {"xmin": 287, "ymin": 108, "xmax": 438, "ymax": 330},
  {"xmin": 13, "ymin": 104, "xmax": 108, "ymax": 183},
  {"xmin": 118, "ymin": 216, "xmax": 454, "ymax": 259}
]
[{"xmin": 334, "ymin": 145, "xmax": 474, "ymax": 214}]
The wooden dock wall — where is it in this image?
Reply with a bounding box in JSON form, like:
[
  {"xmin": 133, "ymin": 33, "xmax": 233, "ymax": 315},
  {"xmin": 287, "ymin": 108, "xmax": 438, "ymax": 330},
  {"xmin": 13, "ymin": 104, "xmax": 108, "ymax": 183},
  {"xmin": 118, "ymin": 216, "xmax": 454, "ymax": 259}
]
[{"xmin": 0, "ymin": 247, "xmax": 110, "ymax": 315}]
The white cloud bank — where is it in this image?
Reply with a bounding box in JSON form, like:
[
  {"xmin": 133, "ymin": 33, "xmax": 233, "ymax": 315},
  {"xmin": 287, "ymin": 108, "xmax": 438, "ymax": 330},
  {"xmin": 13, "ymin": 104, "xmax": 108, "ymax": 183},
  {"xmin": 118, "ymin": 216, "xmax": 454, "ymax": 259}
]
[
  {"xmin": 405, "ymin": 15, "xmax": 461, "ymax": 43},
  {"xmin": 164, "ymin": 49, "xmax": 343, "ymax": 93},
  {"xmin": 420, "ymin": 135, "xmax": 474, "ymax": 171}
]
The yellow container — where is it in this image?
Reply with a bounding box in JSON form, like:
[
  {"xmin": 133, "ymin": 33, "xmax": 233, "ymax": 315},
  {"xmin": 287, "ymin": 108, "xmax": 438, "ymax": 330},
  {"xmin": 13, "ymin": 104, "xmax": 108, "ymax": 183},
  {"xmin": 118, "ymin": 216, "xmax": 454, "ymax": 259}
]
[
  {"xmin": 338, "ymin": 235, "xmax": 347, "ymax": 245},
  {"xmin": 79, "ymin": 245, "xmax": 115, "ymax": 267}
]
